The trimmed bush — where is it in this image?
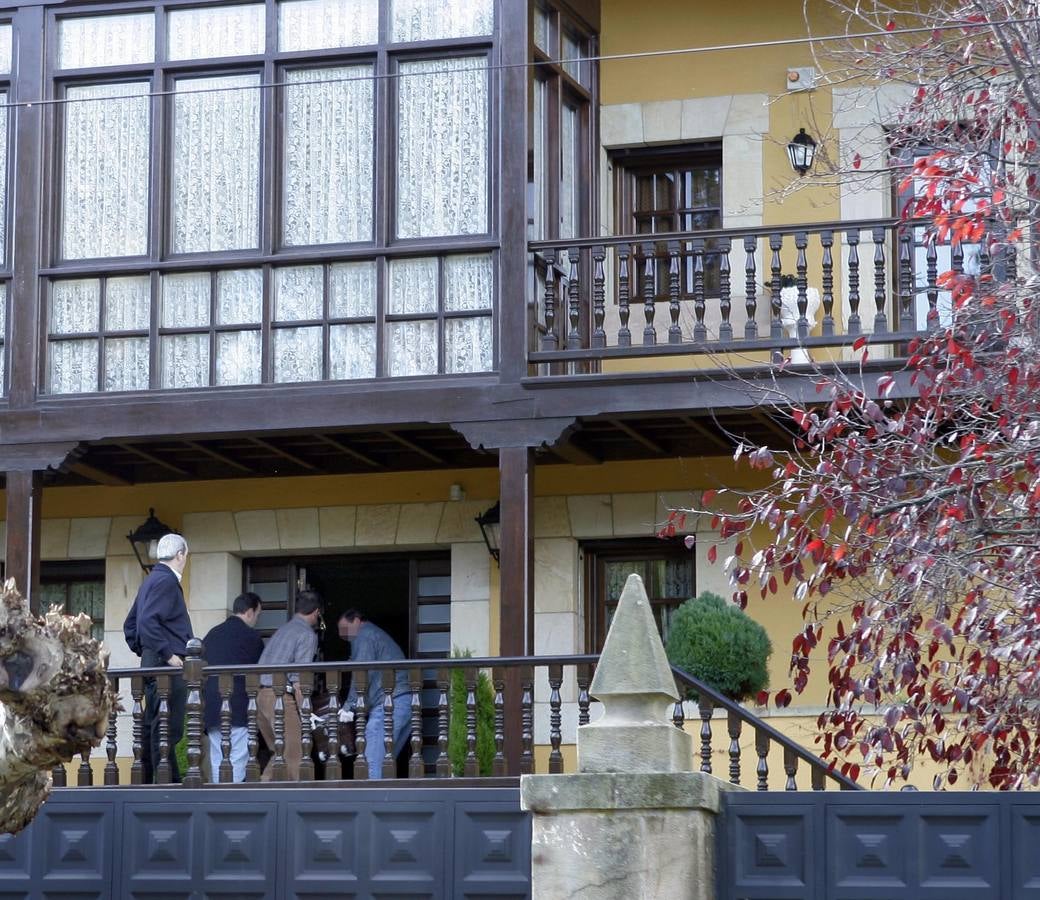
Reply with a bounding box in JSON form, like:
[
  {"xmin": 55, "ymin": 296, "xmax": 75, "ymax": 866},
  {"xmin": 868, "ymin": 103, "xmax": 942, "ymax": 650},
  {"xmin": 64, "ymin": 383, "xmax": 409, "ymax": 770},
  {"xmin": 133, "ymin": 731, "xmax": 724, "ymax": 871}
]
[
  {"xmin": 447, "ymin": 648, "xmax": 495, "ymax": 776},
  {"xmin": 665, "ymin": 592, "xmax": 772, "ymax": 701}
]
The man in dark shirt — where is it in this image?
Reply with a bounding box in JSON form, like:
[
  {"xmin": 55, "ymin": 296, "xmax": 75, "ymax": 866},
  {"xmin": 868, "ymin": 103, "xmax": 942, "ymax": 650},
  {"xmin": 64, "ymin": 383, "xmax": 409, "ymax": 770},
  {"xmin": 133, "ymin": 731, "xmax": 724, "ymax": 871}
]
[
  {"xmin": 123, "ymin": 533, "xmax": 193, "ymax": 783},
  {"xmin": 201, "ymin": 592, "xmax": 264, "ymax": 782}
]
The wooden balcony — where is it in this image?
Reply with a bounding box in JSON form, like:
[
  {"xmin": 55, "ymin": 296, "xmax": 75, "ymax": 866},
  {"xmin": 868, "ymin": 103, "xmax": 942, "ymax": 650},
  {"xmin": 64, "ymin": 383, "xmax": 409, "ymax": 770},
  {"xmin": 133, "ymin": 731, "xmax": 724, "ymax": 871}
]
[{"xmin": 527, "ymin": 217, "xmax": 1008, "ymax": 375}]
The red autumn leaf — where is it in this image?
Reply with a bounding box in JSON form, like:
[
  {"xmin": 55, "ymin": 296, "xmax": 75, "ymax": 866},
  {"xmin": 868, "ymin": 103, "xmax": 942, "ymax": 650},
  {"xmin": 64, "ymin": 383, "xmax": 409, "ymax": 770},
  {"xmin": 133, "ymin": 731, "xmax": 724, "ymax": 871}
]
[{"xmin": 707, "ymin": 544, "xmax": 717, "ymax": 564}]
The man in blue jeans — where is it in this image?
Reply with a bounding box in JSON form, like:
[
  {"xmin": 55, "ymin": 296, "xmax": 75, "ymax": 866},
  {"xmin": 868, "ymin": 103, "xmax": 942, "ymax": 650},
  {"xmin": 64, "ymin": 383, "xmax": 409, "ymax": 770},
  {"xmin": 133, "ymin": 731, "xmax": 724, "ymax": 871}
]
[{"xmin": 338, "ymin": 610, "xmax": 411, "ymax": 779}]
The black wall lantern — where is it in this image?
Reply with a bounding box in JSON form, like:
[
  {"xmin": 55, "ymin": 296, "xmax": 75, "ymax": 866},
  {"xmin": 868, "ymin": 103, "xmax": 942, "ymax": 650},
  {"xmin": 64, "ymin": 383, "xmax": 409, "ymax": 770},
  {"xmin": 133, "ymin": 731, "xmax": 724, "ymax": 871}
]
[
  {"xmin": 126, "ymin": 508, "xmax": 176, "ymax": 573},
  {"xmin": 474, "ymin": 501, "xmax": 501, "ymax": 563},
  {"xmin": 787, "ymin": 128, "xmax": 817, "ymax": 176}
]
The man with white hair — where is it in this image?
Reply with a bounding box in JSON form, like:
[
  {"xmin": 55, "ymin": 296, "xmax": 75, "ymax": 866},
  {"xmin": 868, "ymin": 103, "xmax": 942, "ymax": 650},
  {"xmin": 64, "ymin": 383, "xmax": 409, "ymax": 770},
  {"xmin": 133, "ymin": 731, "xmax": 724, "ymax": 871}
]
[{"xmin": 124, "ymin": 533, "xmax": 194, "ymax": 783}]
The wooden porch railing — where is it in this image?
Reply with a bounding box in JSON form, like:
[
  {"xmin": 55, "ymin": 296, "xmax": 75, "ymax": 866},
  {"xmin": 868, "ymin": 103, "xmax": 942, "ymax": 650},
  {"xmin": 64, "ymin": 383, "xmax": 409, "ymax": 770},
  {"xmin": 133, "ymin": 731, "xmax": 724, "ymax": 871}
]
[
  {"xmin": 528, "ymin": 217, "xmax": 999, "ymax": 371},
  {"xmin": 66, "ymin": 643, "xmax": 853, "ymax": 790}
]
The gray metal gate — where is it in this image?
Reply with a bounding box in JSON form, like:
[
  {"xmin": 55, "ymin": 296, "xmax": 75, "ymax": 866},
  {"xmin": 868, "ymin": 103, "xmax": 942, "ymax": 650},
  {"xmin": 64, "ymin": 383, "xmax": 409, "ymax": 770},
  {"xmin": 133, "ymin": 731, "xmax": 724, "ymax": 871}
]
[
  {"xmin": 0, "ymin": 784, "xmax": 529, "ymax": 898},
  {"xmin": 722, "ymin": 790, "xmax": 1040, "ymax": 899}
]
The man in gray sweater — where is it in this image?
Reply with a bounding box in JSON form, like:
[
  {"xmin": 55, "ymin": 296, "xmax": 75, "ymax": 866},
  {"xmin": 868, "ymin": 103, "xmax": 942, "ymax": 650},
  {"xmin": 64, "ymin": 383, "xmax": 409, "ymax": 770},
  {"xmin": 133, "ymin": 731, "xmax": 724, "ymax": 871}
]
[{"xmin": 257, "ymin": 590, "xmax": 322, "ymax": 781}]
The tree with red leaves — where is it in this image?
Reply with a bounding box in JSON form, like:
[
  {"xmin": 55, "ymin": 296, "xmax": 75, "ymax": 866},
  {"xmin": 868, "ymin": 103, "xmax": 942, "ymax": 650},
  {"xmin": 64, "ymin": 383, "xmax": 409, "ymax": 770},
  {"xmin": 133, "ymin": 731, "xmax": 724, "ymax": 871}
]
[{"xmin": 697, "ymin": 0, "xmax": 1040, "ymax": 788}]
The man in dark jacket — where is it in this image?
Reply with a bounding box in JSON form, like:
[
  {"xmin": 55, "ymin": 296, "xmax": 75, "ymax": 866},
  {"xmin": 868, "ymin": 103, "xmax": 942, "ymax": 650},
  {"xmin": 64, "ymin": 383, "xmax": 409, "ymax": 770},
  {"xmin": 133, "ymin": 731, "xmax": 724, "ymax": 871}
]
[
  {"xmin": 201, "ymin": 592, "xmax": 264, "ymax": 782},
  {"xmin": 123, "ymin": 533, "xmax": 193, "ymax": 783}
]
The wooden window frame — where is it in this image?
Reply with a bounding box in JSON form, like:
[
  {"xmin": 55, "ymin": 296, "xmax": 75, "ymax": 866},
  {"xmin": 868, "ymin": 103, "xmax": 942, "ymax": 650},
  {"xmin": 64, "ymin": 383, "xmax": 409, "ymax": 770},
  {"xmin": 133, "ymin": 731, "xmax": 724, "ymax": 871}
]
[
  {"xmin": 38, "ymin": 0, "xmax": 501, "ymax": 393},
  {"xmin": 583, "ymin": 537, "xmax": 695, "ymax": 652}
]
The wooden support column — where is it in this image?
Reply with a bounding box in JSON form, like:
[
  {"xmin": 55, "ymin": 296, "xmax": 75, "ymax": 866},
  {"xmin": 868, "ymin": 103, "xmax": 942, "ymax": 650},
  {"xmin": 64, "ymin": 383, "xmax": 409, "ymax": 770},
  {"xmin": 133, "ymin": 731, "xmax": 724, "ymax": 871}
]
[
  {"xmin": 499, "ymin": 446, "xmax": 534, "ymax": 771},
  {"xmin": 4, "ymin": 470, "xmax": 42, "ymax": 611}
]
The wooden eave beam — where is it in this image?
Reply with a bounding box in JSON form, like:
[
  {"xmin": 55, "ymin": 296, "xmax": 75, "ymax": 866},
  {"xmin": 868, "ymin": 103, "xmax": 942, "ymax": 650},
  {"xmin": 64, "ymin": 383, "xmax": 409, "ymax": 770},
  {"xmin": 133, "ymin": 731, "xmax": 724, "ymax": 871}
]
[
  {"xmin": 549, "ymin": 441, "xmax": 601, "ymax": 466},
  {"xmin": 67, "ymin": 461, "xmax": 132, "ymax": 486},
  {"xmin": 608, "ymin": 419, "xmax": 667, "ymax": 456}
]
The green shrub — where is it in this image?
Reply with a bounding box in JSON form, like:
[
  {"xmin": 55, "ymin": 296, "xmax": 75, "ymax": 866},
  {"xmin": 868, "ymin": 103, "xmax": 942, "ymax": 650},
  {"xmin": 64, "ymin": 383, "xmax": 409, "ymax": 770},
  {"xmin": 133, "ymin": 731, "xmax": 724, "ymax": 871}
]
[
  {"xmin": 665, "ymin": 592, "xmax": 772, "ymax": 701},
  {"xmin": 448, "ymin": 648, "xmax": 495, "ymax": 776},
  {"xmin": 174, "ymin": 718, "xmax": 188, "ymax": 778}
]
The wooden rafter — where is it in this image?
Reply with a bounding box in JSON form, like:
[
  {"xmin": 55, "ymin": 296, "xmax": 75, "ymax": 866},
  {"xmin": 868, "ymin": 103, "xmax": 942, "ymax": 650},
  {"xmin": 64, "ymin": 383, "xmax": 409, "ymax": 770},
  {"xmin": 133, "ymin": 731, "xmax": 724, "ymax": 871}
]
[
  {"xmin": 314, "ymin": 434, "xmax": 384, "ymax": 469},
  {"xmin": 185, "ymin": 441, "xmax": 254, "ymax": 474},
  {"xmin": 117, "ymin": 444, "xmax": 191, "ymax": 477},
  {"xmin": 67, "ymin": 461, "xmax": 132, "ymax": 487},
  {"xmin": 608, "ymin": 419, "xmax": 667, "ymax": 456},
  {"xmin": 250, "ymin": 438, "xmax": 321, "ymax": 472},
  {"xmin": 678, "ymin": 416, "xmax": 732, "ymax": 452},
  {"xmin": 380, "ymin": 431, "xmax": 445, "ymax": 465}
]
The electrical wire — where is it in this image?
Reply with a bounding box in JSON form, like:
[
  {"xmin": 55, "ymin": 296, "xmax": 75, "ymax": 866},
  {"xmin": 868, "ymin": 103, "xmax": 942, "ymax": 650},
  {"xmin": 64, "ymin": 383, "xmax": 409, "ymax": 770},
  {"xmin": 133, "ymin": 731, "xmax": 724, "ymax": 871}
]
[{"xmin": 0, "ymin": 15, "xmax": 1036, "ymax": 112}]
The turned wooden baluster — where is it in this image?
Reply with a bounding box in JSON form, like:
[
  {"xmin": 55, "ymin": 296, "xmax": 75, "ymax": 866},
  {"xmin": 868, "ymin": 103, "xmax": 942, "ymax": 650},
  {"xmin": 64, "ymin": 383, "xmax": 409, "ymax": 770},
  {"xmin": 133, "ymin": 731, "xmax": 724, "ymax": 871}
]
[
  {"xmin": 811, "ymin": 765, "xmax": 825, "ymax": 791},
  {"xmin": 104, "ymin": 675, "xmax": 119, "ymax": 785},
  {"xmin": 409, "ymin": 668, "xmax": 424, "ymax": 779},
  {"xmin": 744, "ymin": 235, "xmax": 759, "ymax": 339},
  {"xmin": 567, "ymin": 247, "xmax": 581, "ymax": 348},
  {"xmin": 576, "ymin": 664, "xmax": 591, "ymax": 726},
  {"xmin": 846, "ymin": 229, "xmax": 862, "ymax": 334},
  {"xmin": 156, "ymin": 674, "xmax": 171, "ymax": 785},
  {"xmin": 727, "ymin": 710, "xmax": 742, "ymax": 786},
  {"xmin": 641, "ymin": 242, "xmax": 657, "ymax": 345},
  {"xmin": 692, "ymin": 238, "xmax": 707, "ymax": 342},
  {"xmin": 872, "ymin": 226, "xmax": 888, "ymax": 333},
  {"xmin": 520, "ymin": 670, "xmax": 534, "ymax": 775},
  {"xmin": 78, "ymin": 748, "xmax": 93, "ymax": 786},
  {"xmin": 979, "ymin": 232, "xmax": 992, "ymax": 278},
  {"xmin": 492, "ymin": 670, "xmax": 506, "ymax": 777},
  {"xmin": 464, "ymin": 668, "xmax": 479, "ymax": 777},
  {"xmin": 353, "ymin": 670, "xmax": 369, "ymax": 779},
  {"xmin": 769, "ymin": 233, "xmax": 783, "ymax": 338},
  {"xmin": 698, "ymin": 700, "xmax": 714, "ymax": 774},
  {"xmin": 755, "ymin": 727, "xmax": 769, "ymax": 791},
  {"xmin": 795, "ymin": 231, "xmax": 809, "ymax": 338},
  {"xmin": 926, "ymin": 239, "xmax": 939, "ymax": 329},
  {"xmin": 617, "ymin": 243, "xmax": 632, "ymax": 347},
  {"xmin": 548, "ymin": 664, "xmax": 563, "ymax": 774},
  {"xmin": 382, "ymin": 675, "xmax": 396, "ymax": 779},
  {"xmin": 672, "ymin": 698, "xmax": 685, "ymax": 730},
  {"xmin": 821, "ymin": 230, "xmax": 835, "ymax": 336},
  {"xmin": 130, "ymin": 675, "xmax": 145, "ymax": 784},
  {"xmin": 952, "ymin": 238, "xmax": 964, "ymax": 275},
  {"xmin": 436, "ymin": 670, "xmax": 451, "ymax": 777},
  {"xmin": 784, "ymin": 747, "xmax": 798, "ymax": 791},
  {"xmin": 298, "ymin": 672, "xmax": 314, "ymax": 781},
  {"xmin": 1006, "ymin": 236, "xmax": 1018, "ymax": 281},
  {"xmin": 541, "ymin": 251, "xmax": 558, "ymax": 350},
  {"xmin": 218, "ymin": 672, "xmax": 233, "ymax": 783},
  {"xmin": 718, "ymin": 237, "xmax": 733, "ymax": 342},
  {"xmin": 667, "ymin": 239, "xmax": 682, "ymax": 344},
  {"xmin": 592, "ymin": 244, "xmax": 607, "ymax": 349},
  {"xmin": 245, "ymin": 672, "xmax": 261, "ymax": 783},
  {"xmin": 270, "ymin": 672, "xmax": 287, "ymax": 782},
  {"xmin": 898, "ymin": 227, "xmax": 913, "ymax": 330},
  {"xmin": 182, "ymin": 639, "xmax": 204, "ymax": 788},
  {"xmin": 323, "ymin": 669, "xmax": 341, "ymax": 781}
]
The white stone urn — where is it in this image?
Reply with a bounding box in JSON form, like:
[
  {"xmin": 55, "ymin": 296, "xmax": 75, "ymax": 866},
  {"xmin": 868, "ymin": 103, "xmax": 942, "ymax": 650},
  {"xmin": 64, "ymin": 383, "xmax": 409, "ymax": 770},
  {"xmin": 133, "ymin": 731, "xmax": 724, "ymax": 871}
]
[{"xmin": 779, "ymin": 285, "xmax": 821, "ymax": 364}]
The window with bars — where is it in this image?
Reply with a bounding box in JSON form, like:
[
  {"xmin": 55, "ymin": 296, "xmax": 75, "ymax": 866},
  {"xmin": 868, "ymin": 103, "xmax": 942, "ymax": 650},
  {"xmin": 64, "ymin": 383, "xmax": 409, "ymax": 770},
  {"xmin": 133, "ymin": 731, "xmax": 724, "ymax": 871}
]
[
  {"xmin": 613, "ymin": 145, "xmax": 723, "ymax": 300},
  {"xmin": 44, "ymin": 0, "xmax": 496, "ymax": 394},
  {"xmin": 583, "ymin": 539, "xmax": 695, "ymax": 651}
]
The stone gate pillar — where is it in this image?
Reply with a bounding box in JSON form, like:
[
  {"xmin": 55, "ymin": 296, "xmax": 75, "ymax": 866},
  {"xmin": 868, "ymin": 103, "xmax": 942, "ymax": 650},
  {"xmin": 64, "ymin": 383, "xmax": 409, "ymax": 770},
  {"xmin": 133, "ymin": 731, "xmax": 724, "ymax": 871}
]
[{"xmin": 521, "ymin": 573, "xmax": 735, "ymax": 899}]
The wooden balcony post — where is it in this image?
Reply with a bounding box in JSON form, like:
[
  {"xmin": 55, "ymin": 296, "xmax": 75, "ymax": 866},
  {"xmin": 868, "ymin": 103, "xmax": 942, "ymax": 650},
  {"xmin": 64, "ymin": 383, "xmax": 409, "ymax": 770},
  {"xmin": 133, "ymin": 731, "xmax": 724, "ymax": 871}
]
[
  {"xmin": 4, "ymin": 470, "xmax": 42, "ymax": 611},
  {"xmin": 499, "ymin": 446, "xmax": 534, "ymax": 771}
]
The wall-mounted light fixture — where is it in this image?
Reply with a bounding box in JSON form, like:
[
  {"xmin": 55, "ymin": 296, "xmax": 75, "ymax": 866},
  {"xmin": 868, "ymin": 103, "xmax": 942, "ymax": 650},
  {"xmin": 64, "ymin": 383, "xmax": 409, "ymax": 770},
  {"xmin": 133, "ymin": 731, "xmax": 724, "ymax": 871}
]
[
  {"xmin": 787, "ymin": 128, "xmax": 817, "ymax": 177},
  {"xmin": 126, "ymin": 508, "xmax": 176, "ymax": 573},
  {"xmin": 474, "ymin": 501, "xmax": 501, "ymax": 563}
]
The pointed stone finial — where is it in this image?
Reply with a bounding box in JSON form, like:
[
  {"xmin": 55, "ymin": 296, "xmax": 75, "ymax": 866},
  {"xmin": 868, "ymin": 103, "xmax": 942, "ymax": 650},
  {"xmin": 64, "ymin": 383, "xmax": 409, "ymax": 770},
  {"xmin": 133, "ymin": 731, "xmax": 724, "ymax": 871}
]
[{"xmin": 579, "ymin": 574, "xmax": 692, "ymax": 773}]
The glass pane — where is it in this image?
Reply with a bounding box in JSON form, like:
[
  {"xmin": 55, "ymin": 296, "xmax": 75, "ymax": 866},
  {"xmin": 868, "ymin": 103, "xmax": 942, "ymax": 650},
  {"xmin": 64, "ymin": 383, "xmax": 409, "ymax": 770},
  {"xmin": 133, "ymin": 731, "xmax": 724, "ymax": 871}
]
[
  {"xmin": 161, "ymin": 333, "xmax": 209, "ymax": 388},
  {"xmin": 68, "ymin": 582, "xmax": 102, "ymax": 617},
  {"xmin": 275, "ymin": 266, "xmax": 323, "ymax": 321},
  {"xmin": 329, "ymin": 261, "xmax": 376, "ymax": 317},
  {"xmin": 562, "ymin": 32, "xmax": 585, "ymax": 84},
  {"xmin": 105, "ymin": 276, "xmax": 150, "ymax": 331},
  {"xmin": 387, "ymin": 320, "xmax": 437, "ymax": 377},
  {"xmin": 51, "ymin": 280, "xmax": 100, "ymax": 334},
  {"xmin": 417, "ymin": 631, "xmax": 451, "ymax": 653},
  {"xmin": 443, "ymin": 254, "xmax": 493, "ymax": 311},
  {"xmin": 397, "ymin": 57, "xmax": 488, "ymax": 238},
  {"xmin": 249, "ymin": 581, "xmax": 288, "ymax": 603},
  {"xmin": 49, "ymin": 339, "xmax": 98, "ymax": 394},
  {"xmin": 649, "ymin": 558, "xmax": 693, "ymax": 598},
  {"xmin": 172, "ymin": 74, "xmax": 261, "ymax": 253},
  {"xmin": 391, "ymin": 0, "xmax": 493, "ymax": 42},
  {"xmin": 559, "ymin": 104, "xmax": 578, "ymax": 239},
  {"xmin": 40, "ymin": 583, "xmax": 66, "ymax": 612},
  {"xmin": 58, "ymin": 13, "xmax": 154, "ymax": 69},
  {"xmin": 256, "ymin": 608, "xmax": 289, "ymax": 631},
  {"xmin": 388, "ymin": 257, "xmax": 437, "ymax": 314},
  {"xmin": 63, "ymin": 82, "xmax": 150, "ymax": 260},
  {"xmin": 162, "ymin": 272, "xmax": 210, "ymax": 328},
  {"xmin": 445, "ymin": 316, "xmax": 492, "ymax": 373},
  {"xmin": 216, "ymin": 329, "xmax": 262, "ymax": 385},
  {"xmin": 329, "ymin": 323, "xmax": 376, "ymax": 380},
  {"xmin": 416, "ymin": 604, "xmax": 450, "ymax": 626},
  {"xmin": 105, "ymin": 337, "xmax": 149, "ymax": 391},
  {"xmin": 417, "ymin": 575, "xmax": 451, "ymax": 597},
  {"xmin": 0, "ymin": 91, "xmax": 7, "ymax": 262},
  {"xmin": 0, "ymin": 281, "xmax": 6, "ymax": 341},
  {"xmin": 167, "ymin": 3, "xmax": 265, "ymax": 60},
  {"xmin": 604, "ymin": 561, "xmax": 648, "ymax": 602},
  {"xmin": 533, "ymin": 6, "xmax": 550, "ymax": 53},
  {"xmin": 273, "ymin": 326, "xmax": 322, "ymax": 382},
  {"xmin": 283, "ymin": 66, "xmax": 374, "ymax": 246},
  {"xmin": 278, "ymin": 0, "xmax": 378, "ymax": 51},
  {"xmin": 532, "ymin": 79, "xmax": 547, "ymax": 240},
  {"xmin": 216, "ymin": 269, "xmax": 262, "ymax": 325}
]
